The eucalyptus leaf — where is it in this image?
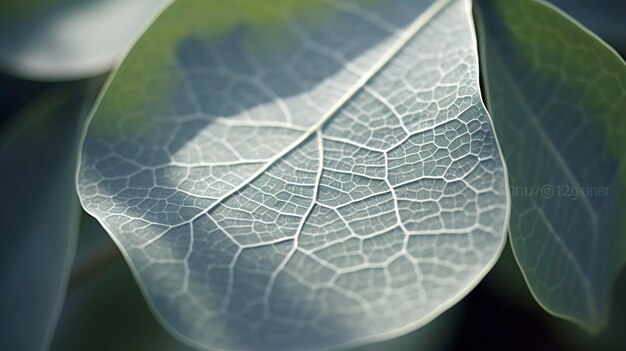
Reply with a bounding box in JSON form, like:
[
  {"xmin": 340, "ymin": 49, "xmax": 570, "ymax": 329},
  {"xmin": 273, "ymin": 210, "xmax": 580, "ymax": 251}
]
[
  {"xmin": 77, "ymin": 0, "xmax": 509, "ymax": 349},
  {"xmin": 547, "ymin": 0, "xmax": 626, "ymax": 53},
  {"xmin": 0, "ymin": 81, "xmax": 100, "ymax": 350},
  {"xmin": 51, "ymin": 213, "xmax": 195, "ymax": 351},
  {"xmin": 553, "ymin": 269, "xmax": 626, "ymax": 350},
  {"xmin": 0, "ymin": 0, "xmax": 171, "ymax": 80},
  {"xmin": 52, "ymin": 216, "xmax": 460, "ymax": 351},
  {"xmin": 475, "ymin": 0, "xmax": 626, "ymax": 331}
]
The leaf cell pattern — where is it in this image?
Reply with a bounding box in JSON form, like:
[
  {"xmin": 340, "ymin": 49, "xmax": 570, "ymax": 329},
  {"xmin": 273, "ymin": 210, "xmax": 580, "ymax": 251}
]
[{"xmin": 77, "ymin": 0, "xmax": 508, "ymax": 349}]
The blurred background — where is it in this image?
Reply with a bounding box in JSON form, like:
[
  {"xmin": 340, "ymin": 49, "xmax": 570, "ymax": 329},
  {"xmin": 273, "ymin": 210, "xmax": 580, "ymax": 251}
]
[{"xmin": 0, "ymin": 0, "xmax": 624, "ymax": 350}]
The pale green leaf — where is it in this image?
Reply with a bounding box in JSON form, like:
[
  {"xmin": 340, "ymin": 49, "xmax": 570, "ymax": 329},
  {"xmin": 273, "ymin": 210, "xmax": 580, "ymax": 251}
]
[
  {"xmin": 475, "ymin": 0, "xmax": 626, "ymax": 331},
  {"xmin": 77, "ymin": 0, "xmax": 509, "ymax": 349}
]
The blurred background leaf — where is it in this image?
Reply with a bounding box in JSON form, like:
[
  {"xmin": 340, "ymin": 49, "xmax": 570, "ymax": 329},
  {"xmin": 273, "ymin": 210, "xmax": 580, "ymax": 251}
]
[
  {"xmin": 0, "ymin": 75, "xmax": 50, "ymax": 126},
  {"xmin": 547, "ymin": 0, "xmax": 626, "ymax": 54},
  {"xmin": 475, "ymin": 0, "xmax": 626, "ymax": 331},
  {"xmin": 0, "ymin": 77, "xmax": 102, "ymax": 350},
  {"xmin": 0, "ymin": 0, "xmax": 171, "ymax": 80}
]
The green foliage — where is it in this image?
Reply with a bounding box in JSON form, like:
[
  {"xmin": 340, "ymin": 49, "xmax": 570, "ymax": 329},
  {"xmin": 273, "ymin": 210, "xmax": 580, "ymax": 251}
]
[{"xmin": 475, "ymin": 0, "xmax": 626, "ymax": 331}]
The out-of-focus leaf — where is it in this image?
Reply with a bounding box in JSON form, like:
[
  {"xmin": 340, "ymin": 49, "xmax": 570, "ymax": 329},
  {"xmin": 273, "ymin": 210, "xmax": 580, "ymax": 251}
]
[
  {"xmin": 0, "ymin": 0, "xmax": 171, "ymax": 80},
  {"xmin": 475, "ymin": 0, "xmax": 626, "ymax": 331},
  {"xmin": 552, "ymin": 269, "xmax": 626, "ymax": 350},
  {"xmin": 547, "ymin": 0, "xmax": 626, "ymax": 54},
  {"xmin": 0, "ymin": 80, "xmax": 101, "ymax": 350},
  {"xmin": 50, "ymin": 213, "xmax": 195, "ymax": 351},
  {"xmin": 77, "ymin": 0, "xmax": 509, "ymax": 349}
]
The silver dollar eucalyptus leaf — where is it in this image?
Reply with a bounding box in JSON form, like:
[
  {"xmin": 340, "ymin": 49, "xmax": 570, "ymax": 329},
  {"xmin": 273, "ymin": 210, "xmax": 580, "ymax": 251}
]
[{"xmin": 77, "ymin": 0, "xmax": 509, "ymax": 349}]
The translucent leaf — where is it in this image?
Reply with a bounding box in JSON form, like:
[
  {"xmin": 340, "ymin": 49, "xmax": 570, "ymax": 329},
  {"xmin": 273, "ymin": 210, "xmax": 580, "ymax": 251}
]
[
  {"xmin": 0, "ymin": 81, "xmax": 100, "ymax": 350},
  {"xmin": 0, "ymin": 0, "xmax": 171, "ymax": 80},
  {"xmin": 52, "ymin": 214, "xmax": 461, "ymax": 351},
  {"xmin": 51, "ymin": 213, "xmax": 195, "ymax": 351},
  {"xmin": 475, "ymin": 0, "xmax": 626, "ymax": 331},
  {"xmin": 77, "ymin": 0, "xmax": 508, "ymax": 349}
]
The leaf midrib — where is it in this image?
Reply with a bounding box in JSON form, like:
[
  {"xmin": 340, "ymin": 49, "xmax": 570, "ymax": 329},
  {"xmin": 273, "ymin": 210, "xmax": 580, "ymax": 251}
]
[{"xmin": 184, "ymin": 0, "xmax": 454, "ymax": 224}]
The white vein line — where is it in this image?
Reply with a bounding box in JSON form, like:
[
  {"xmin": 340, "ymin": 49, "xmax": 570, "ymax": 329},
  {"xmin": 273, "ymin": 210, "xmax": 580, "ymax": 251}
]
[
  {"xmin": 363, "ymin": 85, "xmax": 410, "ymax": 134},
  {"xmin": 239, "ymin": 38, "xmax": 296, "ymax": 125},
  {"xmin": 181, "ymin": 0, "xmax": 452, "ymax": 226},
  {"xmin": 260, "ymin": 131, "xmax": 325, "ymax": 321},
  {"xmin": 215, "ymin": 119, "xmax": 308, "ymax": 132},
  {"xmin": 383, "ymin": 104, "xmax": 477, "ymax": 153},
  {"xmin": 286, "ymin": 16, "xmax": 364, "ymax": 76},
  {"xmin": 180, "ymin": 220, "xmax": 194, "ymax": 294},
  {"xmin": 296, "ymin": 247, "xmax": 341, "ymax": 272},
  {"xmin": 322, "ymin": 167, "xmax": 386, "ymax": 181},
  {"xmin": 321, "ymin": 135, "xmax": 384, "ymax": 153},
  {"xmin": 138, "ymin": 226, "xmax": 177, "ymax": 249},
  {"xmin": 240, "ymin": 236, "xmax": 294, "ymax": 249},
  {"xmin": 251, "ymin": 81, "xmax": 296, "ymax": 126},
  {"xmin": 168, "ymin": 159, "xmax": 267, "ymax": 167}
]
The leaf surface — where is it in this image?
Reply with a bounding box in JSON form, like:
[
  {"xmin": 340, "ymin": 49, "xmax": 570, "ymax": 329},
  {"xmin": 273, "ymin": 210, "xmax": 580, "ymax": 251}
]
[
  {"xmin": 77, "ymin": 0, "xmax": 508, "ymax": 349},
  {"xmin": 52, "ymin": 214, "xmax": 460, "ymax": 351},
  {"xmin": 475, "ymin": 0, "xmax": 626, "ymax": 331},
  {"xmin": 0, "ymin": 81, "xmax": 99, "ymax": 350}
]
